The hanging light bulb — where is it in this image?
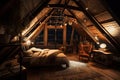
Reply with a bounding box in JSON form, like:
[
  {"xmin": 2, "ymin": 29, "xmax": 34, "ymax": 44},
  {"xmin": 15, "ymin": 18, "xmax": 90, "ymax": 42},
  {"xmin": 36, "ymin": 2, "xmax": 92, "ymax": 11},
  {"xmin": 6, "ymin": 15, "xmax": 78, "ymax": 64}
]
[
  {"xmin": 60, "ymin": 24, "xmax": 63, "ymax": 28},
  {"xmin": 68, "ymin": 21, "xmax": 72, "ymax": 25},
  {"xmin": 64, "ymin": 22, "xmax": 67, "ymax": 26}
]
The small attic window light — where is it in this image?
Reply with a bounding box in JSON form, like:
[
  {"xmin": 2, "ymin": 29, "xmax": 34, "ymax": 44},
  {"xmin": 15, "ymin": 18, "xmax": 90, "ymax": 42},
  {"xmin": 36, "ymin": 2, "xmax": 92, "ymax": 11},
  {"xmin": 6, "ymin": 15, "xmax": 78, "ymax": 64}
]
[
  {"xmin": 26, "ymin": 40, "xmax": 31, "ymax": 46},
  {"xmin": 64, "ymin": 23, "xmax": 67, "ymax": 26},
  {"xmin": 85, "ymin": 7, "xmax": 88, "ymax": 10},
  {"xmin": 96, "ymin": 42, "xmax": 100, "ymax": 44},
  {"xmin": 95, "ymin": 35, "xmax": 99, "ymax": 40}
]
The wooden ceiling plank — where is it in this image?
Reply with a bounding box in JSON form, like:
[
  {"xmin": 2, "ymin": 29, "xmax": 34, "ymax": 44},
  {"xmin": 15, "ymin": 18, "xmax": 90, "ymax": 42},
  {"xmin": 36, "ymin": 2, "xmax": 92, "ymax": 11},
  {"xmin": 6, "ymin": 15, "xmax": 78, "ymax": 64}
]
[{"xmin": 73, "ymin": 0, "xmax": 120, "ymax": 52}]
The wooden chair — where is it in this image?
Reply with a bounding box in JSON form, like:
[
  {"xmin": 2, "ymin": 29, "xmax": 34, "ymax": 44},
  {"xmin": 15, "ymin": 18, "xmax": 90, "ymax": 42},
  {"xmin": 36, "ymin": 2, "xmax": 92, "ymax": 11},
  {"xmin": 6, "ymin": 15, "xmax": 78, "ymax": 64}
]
[{"xmin": 78, "ymin": 42, "xmax": 92, "ymax": 62}]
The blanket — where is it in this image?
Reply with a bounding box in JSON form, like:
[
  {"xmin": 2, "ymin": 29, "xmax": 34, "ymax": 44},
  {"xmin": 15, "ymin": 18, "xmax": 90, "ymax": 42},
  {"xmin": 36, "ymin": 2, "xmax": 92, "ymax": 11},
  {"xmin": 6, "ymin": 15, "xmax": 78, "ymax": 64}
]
[{"xmin": 21, "ymin": 47, "xmax": 69, "ymax": 68}]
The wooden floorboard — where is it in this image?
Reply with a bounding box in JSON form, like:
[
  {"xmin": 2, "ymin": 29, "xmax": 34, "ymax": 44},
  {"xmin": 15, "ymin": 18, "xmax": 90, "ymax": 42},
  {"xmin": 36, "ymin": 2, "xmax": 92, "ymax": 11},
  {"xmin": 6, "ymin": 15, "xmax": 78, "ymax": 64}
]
[
  {"xmin": 26, "ymin": 53, "xmax": 120, "ymax": 80},
  {"xmin": 88, "ymin": 63, "xmax": 120, "ymax": 80}
]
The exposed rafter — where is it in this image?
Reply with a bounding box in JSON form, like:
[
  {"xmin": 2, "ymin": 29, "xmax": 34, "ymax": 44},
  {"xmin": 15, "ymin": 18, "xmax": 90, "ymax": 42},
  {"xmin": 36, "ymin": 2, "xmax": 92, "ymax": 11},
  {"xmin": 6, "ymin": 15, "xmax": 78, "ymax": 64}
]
[
  {"xmin": 21, "ymin": 0, "xmax": 51, "ymax": 26},
  {"xmin": 47, "ymin": 4, "xmax": 82, "ymax": 11},
  {"xmin": 73, "ymin": 0, "xmax": 120, "ymax": 52},
  {"xmin": 67, "ymin": 8, "xmax": 97, "ymax": 43}
]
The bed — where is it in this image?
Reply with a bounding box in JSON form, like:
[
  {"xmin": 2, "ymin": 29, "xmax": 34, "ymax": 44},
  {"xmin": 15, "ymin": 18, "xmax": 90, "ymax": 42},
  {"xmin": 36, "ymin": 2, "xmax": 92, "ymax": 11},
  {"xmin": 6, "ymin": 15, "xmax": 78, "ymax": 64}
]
[{"xmin": 19, "ymin": 47, "xmax": 69, "ymax": 68}]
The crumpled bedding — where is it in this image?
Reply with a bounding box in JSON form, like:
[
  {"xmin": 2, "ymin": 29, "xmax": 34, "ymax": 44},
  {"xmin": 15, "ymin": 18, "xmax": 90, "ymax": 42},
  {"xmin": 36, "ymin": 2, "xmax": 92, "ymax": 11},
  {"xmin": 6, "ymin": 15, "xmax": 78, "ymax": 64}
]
[{"xmin": 21, "ymin": 47, "xmax": 69, "ymax": 68}]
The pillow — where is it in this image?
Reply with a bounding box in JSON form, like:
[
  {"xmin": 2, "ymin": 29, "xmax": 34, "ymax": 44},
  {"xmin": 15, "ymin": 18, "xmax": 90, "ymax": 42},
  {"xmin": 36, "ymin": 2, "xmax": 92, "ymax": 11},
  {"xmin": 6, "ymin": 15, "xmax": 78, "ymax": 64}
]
[
  {"xmin": 23, "ymin": 50, "xmax": 33, "ymax": 57},
  {"xmin": 32, "ymin": 51, "xmax": 41, "ymax": 57},
  {"xmin": 30, "ymin": 47, "xmax": 42, "ymax": 52}
]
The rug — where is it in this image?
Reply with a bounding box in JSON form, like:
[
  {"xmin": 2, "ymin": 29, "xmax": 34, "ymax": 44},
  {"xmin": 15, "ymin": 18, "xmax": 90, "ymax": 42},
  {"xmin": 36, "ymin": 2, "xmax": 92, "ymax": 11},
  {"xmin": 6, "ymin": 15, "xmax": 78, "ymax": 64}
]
[{"xmin": 31, "ymin": 60, "xmax": 109, "ymax": 80}]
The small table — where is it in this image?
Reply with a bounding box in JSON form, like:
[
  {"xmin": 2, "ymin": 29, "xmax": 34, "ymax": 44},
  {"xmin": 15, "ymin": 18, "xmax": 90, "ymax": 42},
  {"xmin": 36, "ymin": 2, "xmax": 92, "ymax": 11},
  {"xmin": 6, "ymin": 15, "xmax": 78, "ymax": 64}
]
[
  {"xmin": 91, "ymin": 50, "xmax": 112, "ymax": 66},
  {"xmin": 93, "ymin": 50, "xmax": 112, "ymax": 54}
]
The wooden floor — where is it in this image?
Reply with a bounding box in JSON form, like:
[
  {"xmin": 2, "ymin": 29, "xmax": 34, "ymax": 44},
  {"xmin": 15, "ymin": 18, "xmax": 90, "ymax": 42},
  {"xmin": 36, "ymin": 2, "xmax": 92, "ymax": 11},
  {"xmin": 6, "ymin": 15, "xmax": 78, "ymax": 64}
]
[{"xmin": 26, "ymin": 53, "xmax": 120, "ymax": 80}]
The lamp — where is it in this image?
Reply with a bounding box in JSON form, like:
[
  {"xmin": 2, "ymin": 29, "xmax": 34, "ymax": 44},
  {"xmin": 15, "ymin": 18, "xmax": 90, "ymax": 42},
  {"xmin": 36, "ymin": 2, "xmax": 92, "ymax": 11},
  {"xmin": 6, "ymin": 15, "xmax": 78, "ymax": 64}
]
[
  {"xmin": 99, "ymin": 43, "xmax": 107, "ymax": 51},
  {"xmin": 100, "ymin": 43, "xmax": 107, "ymax": 49}
]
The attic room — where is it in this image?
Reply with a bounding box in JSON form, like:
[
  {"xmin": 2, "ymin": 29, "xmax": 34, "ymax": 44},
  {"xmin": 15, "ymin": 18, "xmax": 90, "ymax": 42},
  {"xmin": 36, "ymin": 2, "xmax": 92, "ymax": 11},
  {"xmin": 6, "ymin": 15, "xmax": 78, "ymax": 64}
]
[{"xmin": 1, "ymin": 0, "xmax": 120, "ymax": 80}]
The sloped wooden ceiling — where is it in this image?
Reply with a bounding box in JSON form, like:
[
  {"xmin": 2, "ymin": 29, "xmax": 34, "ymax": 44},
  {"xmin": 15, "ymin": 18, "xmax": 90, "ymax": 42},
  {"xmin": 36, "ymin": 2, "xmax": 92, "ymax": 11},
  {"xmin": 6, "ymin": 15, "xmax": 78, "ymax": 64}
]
[{"xmin": 1, "ymin": 0, "xmax": 120, "ymax": 53}]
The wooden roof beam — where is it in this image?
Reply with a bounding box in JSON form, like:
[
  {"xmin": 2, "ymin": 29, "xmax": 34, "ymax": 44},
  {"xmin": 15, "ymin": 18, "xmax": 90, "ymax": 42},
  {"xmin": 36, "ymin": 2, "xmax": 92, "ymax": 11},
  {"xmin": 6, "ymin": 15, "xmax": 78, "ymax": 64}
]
[
  {"xmin": 73, "ymin": 0, "xmax": 120, "ymax": 53},
  {"xmin": 67, "ymin": 8, "xmax": 97, "ymax": 43},
  {"xmin": 47, "ymin": 4, "xmax": 82, "ymax": 11},
  {"xmin": 21, "ymin": 0, "xmax": 51, "ymax": 26}
]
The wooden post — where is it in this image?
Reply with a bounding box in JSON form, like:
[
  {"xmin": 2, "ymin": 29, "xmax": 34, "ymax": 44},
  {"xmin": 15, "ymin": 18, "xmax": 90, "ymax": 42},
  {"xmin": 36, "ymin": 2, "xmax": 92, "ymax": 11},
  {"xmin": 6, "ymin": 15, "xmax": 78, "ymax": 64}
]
[
  {"xmin": 63, "ymin": 26, "xmax": 66, "ymax": 46},
  {"xmin": 44, "ymin": 24, "xmax": 48, "ymax": 46}
]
